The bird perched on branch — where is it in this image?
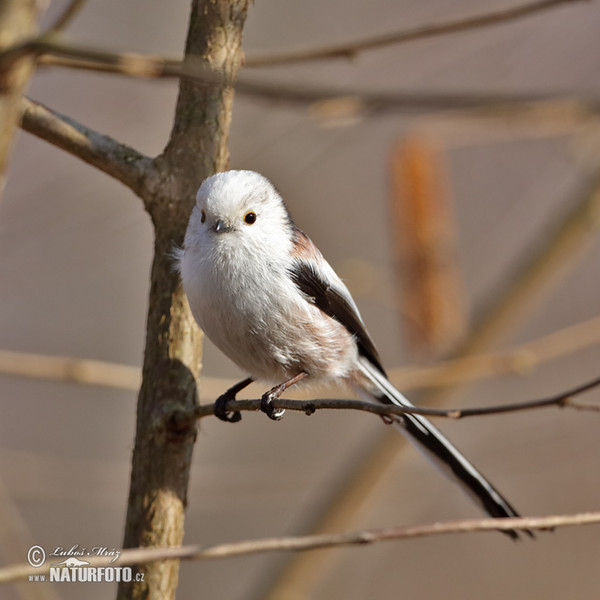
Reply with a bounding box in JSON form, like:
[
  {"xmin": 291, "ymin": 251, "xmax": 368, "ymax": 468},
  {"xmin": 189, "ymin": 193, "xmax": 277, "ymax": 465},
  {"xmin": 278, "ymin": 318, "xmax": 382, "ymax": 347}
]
[{"xmin": 178, "ymin": 169, "xmax": 530, "ymax": 540}]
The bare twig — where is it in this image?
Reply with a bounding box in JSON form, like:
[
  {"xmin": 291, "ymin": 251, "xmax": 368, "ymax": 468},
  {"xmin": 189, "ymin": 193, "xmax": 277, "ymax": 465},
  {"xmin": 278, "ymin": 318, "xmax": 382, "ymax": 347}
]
[
  {"xmin": 237, "ymin": 80, "xmax": 575, "ymax": 114},
  {"xmin": 1, "ymin": 315, "xmax": 599, "ymax": 394},
  {"xmin": 17, "ymin": 0, "xmax": 578, "ymax": 71},
  {"xmin": 245, "ymin": 0, "xmax": 583, "ymax": 67},
  {"xmin": 36, "ymin": 42, "xmax": 600, "ymax": 116},
  {"xmin": 0, "ymin": 349, "xmax": 141, "ymax": 391},
  {"xmin": 14, "ymin": 37, "xmax": 218, "ymax": 81},
  {"xmin": 6, "ymin": 40, "xmax": 598, "ymax": 119},
  {"xmin": 388, "ymin": 314, "xmax": 600, "ymax": 390},
  {"xmin": 19, "ymin": 97, "xmax": 153, "ymax": 197},
  {"xmin": 0, "ymin": 0, "xmax": 580, "ymax": 72},
  {"xmin": 192, "ymin": 374, "xmax": 600, "ymax": 421},
  {"xmin": 47, "ymin": 0, "xmax": 88, "ymax": 33},
  {"xmin": 0, "ymin": 1, "xmax": 88, "ymax": 69},
  {"xmin": 1, "ymin": 511, "xmax": 599, "ymax": 584},
  {"xmin": 0, "ymin": 0, "xmax": 41, "ymax": 200}
]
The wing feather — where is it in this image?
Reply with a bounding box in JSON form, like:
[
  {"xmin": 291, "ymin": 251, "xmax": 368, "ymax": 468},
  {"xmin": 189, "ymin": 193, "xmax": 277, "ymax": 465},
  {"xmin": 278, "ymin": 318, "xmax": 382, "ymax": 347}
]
[{"xmin": 289, "ymin": 257, "xmax": 386, "ymax": 376}]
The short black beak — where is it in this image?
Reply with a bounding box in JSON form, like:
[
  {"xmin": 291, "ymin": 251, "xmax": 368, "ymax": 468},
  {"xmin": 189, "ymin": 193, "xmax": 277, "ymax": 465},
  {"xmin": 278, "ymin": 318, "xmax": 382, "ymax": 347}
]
[{"xmin": 214, "ymin": 219, "xmax": 233, "ymax": 234}]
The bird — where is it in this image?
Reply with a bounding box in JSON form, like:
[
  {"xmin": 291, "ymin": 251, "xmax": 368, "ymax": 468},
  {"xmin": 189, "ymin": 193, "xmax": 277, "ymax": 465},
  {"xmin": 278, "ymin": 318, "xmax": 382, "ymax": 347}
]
[{"xmin": 178, "ymin": 169, "xmax": 529, "ymax": 540}]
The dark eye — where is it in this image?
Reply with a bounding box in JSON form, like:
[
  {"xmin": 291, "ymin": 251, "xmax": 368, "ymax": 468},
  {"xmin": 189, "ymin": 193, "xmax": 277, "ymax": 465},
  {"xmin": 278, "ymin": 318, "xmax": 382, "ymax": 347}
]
[
  {"xmin": 244, "ymin": 211, "xmax": 257, "ymax": 225},
  {"xmin": 200, "ymin": 210, "xmax": 206, "ymax": 224}
]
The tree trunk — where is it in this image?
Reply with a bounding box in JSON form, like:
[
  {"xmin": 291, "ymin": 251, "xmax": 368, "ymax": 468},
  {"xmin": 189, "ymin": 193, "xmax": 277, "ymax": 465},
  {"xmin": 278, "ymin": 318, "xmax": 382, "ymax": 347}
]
[
  {"xmin": 0, "ymin": 0, "xmax": 40, "ymax": 197},
  {"xmin": 118, "ymin": 2, "xmax": 251, "ymax": 599}
]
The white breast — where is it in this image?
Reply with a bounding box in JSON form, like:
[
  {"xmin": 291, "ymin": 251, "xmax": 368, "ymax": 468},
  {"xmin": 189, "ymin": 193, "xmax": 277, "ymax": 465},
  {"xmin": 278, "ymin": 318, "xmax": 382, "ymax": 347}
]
[{"xmin": 180, "ymin": 233, "xmax": 358, "ymax": 384}]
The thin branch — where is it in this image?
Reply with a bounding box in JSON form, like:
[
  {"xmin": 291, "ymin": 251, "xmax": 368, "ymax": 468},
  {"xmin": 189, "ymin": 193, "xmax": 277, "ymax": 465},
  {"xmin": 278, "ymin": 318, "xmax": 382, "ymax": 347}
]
[
  {"xmin": 235, "ymin": 80, "xmax": 575, "ymax": 113},
  {"xmin": 18, "ymin": 37, "xmax": 218, "ymax": 81},
  {"xmin": 47, "ymin": 0, "xmax": 88, "ymax": 33},
  {"xmin": 191, "ymin": 375, "xmax": 600, "ymax": 422},
  {"xmin": 244, "ymin": 0, "xmax": 583, "ymax": 67},
  {"xmin": 0, "ymin": 1, "xmax": 87, "ymax": 69},
  {"xmin": 388, "ymin": 314, "xmax": 600, "ymax": 390},
  {"xmin": 0, "ymin": 0, "xmax": 580, "ymax": 72},
  {"xmin": 0, "ymin": 0, "xmax": 584, "ymax": 73},
  {"xmin": 2, "ymin": 315, "xmax": 599, "ymax": 395},
  {"xmin": 0, "ymin": 349, "xmax": 141, "ymax": 391},
  {"xmin": 1, "ymin": 511, "xmax": 599, "ymax": 584},
  {"xmin": 36, "ymin": 46, "xmax": 600, "ymax": 116},
  {"xmin": 3, "ymin": 39, "xmax": 594, "ymax": 119},
  {"xmin": 19, "ymin": 97, "xmax": 153, "ymax": 197},
  {"xmin": 2, "ymin": 37, "xmax": 595, "ymax": 123}
]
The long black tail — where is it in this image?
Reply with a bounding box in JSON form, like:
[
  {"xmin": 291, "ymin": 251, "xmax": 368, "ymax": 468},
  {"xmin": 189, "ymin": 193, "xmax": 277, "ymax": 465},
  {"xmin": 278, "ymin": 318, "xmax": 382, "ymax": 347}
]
[{"xmin": 358, "ymin": 359, "xmax": 532, "ymax": 540}]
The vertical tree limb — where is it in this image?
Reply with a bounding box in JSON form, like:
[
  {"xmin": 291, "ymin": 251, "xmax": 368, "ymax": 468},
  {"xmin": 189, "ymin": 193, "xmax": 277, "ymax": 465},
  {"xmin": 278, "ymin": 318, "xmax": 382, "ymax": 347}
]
[
  {"xmin": 118, "ymin": 2, "xmax": 250, "ymax": 599},
  {"xmin": 0, "ymin": 0, "xmax": 41, "ymax": 198}
]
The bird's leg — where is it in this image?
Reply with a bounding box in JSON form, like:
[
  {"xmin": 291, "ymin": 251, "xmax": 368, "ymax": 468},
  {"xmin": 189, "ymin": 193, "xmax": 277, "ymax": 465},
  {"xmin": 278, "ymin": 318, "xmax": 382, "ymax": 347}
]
[
  {"xmin": 214, "ymin": 377, "xmax": 254, "ymax": 422},
  {"xmin": 260, "ymin": 372, "xmax": 308, "ymax": 421}
]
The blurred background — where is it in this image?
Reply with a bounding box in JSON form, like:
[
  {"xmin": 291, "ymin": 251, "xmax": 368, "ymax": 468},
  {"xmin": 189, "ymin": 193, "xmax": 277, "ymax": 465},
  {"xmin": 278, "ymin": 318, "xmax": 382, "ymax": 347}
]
[{"xmin": 1, "ymin": 0, "xmax": 600, "ymax": 598}]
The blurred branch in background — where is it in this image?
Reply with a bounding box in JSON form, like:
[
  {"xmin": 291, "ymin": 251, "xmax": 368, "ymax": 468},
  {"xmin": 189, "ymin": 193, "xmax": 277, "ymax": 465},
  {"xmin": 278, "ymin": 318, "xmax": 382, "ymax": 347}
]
[
  {"xmin": 23, "ymin": 43, "xmax": 600, "ymax": 118},
  {"xmin": 390, "ymin": 134, "xmax": 466, "ymax": 355},
  {"xmin": 244, "ymin": 0, "xmax": 582, "ymax": 66},
  {"xmin": 389, "ymin": 314, "xmax": 600, "ymax": 390},
  {"xmin": 0, "ymin": 0, "xmax": 87, "ymax": 200},
  {"xmin": 1, "ymin": 0, "xmax": 581, "ymax": 72},
  {"xmin": 0, "ymin": 0, "xmax": 42, "ymax": 198},
  {"xmin": 0, "ymin": 0, "xmax": 591, "ymax": 121},
  {"xmin": 46, "ymin": 0, "xmax": 87, "ymax": 33},
  {"xmin": 0, "ymin": 349, "xmax": 141, "ymax": 391},
  {"xmin": 1, "ymin": 314, "xmax": 600, "ymax": 397}
]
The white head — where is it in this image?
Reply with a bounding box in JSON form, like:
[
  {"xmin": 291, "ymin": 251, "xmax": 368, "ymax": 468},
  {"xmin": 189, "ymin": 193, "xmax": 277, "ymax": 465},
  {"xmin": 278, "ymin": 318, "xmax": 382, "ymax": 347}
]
[{"xmin": 184, "ymin": 170, "xmax": 294, "ymax": 257}]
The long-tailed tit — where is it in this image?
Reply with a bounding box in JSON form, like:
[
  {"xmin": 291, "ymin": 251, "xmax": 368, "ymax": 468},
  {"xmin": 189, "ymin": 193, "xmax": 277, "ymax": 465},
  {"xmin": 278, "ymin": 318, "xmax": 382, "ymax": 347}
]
[{"xmin": 179, "ymin": 170, "xmax": 529, "ymax": 539}]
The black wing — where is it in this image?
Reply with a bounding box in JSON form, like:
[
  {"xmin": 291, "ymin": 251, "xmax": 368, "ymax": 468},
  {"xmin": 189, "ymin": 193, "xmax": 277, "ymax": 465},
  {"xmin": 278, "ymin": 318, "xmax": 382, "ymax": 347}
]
[{"xmin": 289, "ymin": 260, "xmax": 386, "ymax": 376}]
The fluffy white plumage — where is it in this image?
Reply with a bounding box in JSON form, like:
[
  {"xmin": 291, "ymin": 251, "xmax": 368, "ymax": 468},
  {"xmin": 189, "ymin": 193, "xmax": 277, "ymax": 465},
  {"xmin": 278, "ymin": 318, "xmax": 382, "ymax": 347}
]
[
  {"xmin": 179, "ymin": 169, "xmax": 529, "ymax": 539},
  {"xmin": 180, "ymin": 170, "xmax": 360, "ymax": 384}
]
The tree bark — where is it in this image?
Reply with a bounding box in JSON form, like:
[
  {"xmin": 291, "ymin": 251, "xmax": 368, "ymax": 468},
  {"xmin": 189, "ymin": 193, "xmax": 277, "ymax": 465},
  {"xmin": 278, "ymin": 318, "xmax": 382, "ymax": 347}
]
[
  {"xmin": 0, "ymin": 0, "xmax": 40, "ymax": 197},
  {"xmin": 118, "ymin": 2, "xmax": 250, "ymax": 599}
]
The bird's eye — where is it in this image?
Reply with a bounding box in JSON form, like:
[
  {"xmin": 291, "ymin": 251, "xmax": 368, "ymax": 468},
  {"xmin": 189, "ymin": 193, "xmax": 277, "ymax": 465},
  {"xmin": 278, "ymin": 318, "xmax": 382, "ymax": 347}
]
[
  {"xmin": 244, "ymin": 211, "xmax": 257, "ymax": 225},
  {"xmin": 200, "ymin": 210, "xmax": 206, "ymax": 224}
]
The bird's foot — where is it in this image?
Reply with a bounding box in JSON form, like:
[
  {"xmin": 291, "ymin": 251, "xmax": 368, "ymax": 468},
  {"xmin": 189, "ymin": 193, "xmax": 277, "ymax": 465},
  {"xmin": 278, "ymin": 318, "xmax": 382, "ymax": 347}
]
[
  {"xmin": 214, "ymin": 390, "xmax": 243, "ymax": 423},
  {"xmin": 260, "ymin": 391, "xmax": 286, "ymax": 421}
]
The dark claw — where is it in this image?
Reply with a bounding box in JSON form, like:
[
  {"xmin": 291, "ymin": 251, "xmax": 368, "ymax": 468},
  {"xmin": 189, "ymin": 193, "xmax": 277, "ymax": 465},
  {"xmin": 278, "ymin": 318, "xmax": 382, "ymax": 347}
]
[
  {"xmin": 260, "ymin": 392, "xmax": 285, "ymax": 421},
  {"xmin": 214, "ymin": 392, "xmax": 242, "ymax": 423}
]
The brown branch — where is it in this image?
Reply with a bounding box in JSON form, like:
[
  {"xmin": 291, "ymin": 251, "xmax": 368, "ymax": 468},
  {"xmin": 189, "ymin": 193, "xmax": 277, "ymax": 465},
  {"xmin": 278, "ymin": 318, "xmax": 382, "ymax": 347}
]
[
  {"xmin": 36, "ymin": 45, "xmax": 598, "ymax": 115},
  {"xmin": 0, "ymin": 1, "xmax": 87, "ymax": 69},
  {"xmin": 244, "ymin": 0, "xmax": 583, "ymax": 67},
  {"xmin": 0, "ymin": 349, "xmax": 141, "ymax": 391},
  {"xmin": 0, "ymin": 0, "xmax": 584, "ymax": 74},
  {"xmin": 0, "ymin": 0, "xmax": 580, "ymax": 72},
  {"xmin": 19, "ymin": 97, "xmax": 153, "ymax": 197},
  {"xmin": 47, "ymin": 0, "xmax": 88, "ymax": 33},
  {"xmin": 19, "ymin": 38, "xmax": 217, "ymax": 81},
  {"xmin": 1, "ymin": 511, "xmax": 600, "ymax": 584},
  {"xmin": 0, "ymin": 0, "xmax": 42, "ymax": 200},
  {"xmin": 5, "ymin": 39, "xmax": 596, "ymax": 118},
  {"xmin": 235, "ymin": 80, "xmax": 569, "ymax": 113},
  {"xmin": 1, "ymin": 313, "xmax": 599, "ymax": 398},
  {"xmin": 192, "ymin": 375, "xmax": 600, "ymax": 422}
]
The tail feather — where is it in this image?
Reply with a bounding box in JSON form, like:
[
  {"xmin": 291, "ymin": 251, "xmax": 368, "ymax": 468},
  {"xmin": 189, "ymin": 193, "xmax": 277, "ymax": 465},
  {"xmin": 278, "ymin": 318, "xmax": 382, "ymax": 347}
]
[{"xmin": 358, "ymin": 359, "xmax": 532, "ymax": 540}]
